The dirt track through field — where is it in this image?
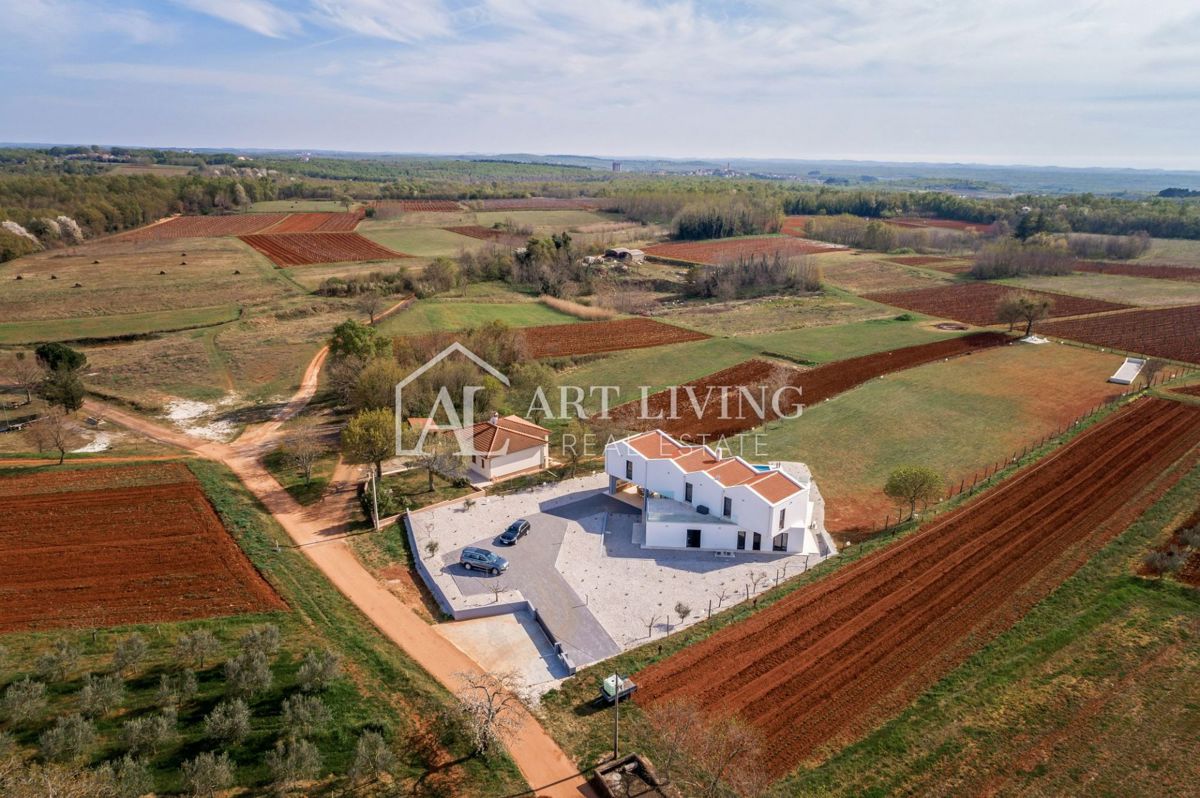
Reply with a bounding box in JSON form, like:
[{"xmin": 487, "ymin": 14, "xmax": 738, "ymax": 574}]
[
  {"xmin": 635, "ymin": 397, "xmax": 1200, "ymax": 777},
  {"xmin": 610, "ymin": 332, "xmax": 1009, "ymax": 438}
]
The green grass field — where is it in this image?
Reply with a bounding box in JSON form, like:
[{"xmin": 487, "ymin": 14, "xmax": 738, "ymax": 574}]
[
  {"xmin": 357, "ymin": 224, "xmax": 487, "ymax": 257},
  {"xmin": 1138, "ymin": 237, "xmax": 1200, "ymax": 265},
  {"xmin": 471, "ymin": 209, "xmax": 617, "ymax": 230},
  {"xmin": 657, "ymin": 289, "xmax": 899, "ymax": 337},
  {"xmin": 761, "ymin": 342, "xmax": 1123, "ymax": 530},
  {"xmin": 0, "ymin": 304, "xmax": 240, "ymax": 345},
  {"xmin": 0, "ymin": 460, "xmax": 524, "ymax": 796},
  {"xmin": 374, "ymin": 297, "xmax": 576, "ymax": 337},
  {"xmin": 740, "ymin": 316, "xmax": 959, "ymax": 364},
  {"xmin": 1002, "ymin": 272, "xmax": 1200, "ymax": 306}
]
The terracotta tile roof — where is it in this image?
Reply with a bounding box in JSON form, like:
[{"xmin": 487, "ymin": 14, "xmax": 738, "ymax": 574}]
[
  {"xmin": 673, "ymin": 447, "xmax": 721, "ymax": 473},
  {"xmin": 627, "ymin": 431, "xmax": 690, "ymax": 460},
  {"xmin": 746, "ymin": 471, "xmax": 801, "ymax": 503},
  {"xmin": 706, "ymin": 458, "xmax": 761, "ymax": 486},
  {"xmin": 463, "ymin": 415, "xmax": 549, "ymax": 456}
]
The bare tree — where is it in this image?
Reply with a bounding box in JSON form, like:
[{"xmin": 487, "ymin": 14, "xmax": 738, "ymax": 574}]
[
  {"xmin": 25, "ymin": 406, "xmax": 73, "ymax": 464},
  {"xmin": 700, "ymin": 717, "xmax": 762, "ymax": 798},
  {"xmin": 674, "ymin": 602, "xmax": 692, "ymax": 631},
  {"xmin": 280, "ymin": 419, "xmax": 325, "ymax": 486},
  {"xmin": 356, "ymin": 291, "xmax": 385, "ymax": 324},
  {"xmin": 641, "ymin": 614, "xmax": 659, "ymax": 639},
  {"xmin": 487, "ymin": 582, "xmax": 509, "ymax": 604},
  {"xmin": 1140, "ymin": 357, "xmax": 1167, "ymax": 389},
  {"xmin": 7, "ymin": 352, "xmax": 43, "ymax": 405},
  {"xmin": 452, "ymin": 670, "xmax": 526, "ymax": 755},
  {"xmin": 715, "ymin": 586, "xmax": 731, "ymax": 608},
  {"xmin": 646, "ymin": 699, "xmax": 703, "ymax": 784},
  {"xmin": 412, "ymin": 434, "xmax": 466, "ymax": 492}
]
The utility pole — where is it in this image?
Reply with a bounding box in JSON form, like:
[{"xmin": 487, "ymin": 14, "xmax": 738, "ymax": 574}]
[{"xmin": 370, "ymin": 470, "xmax": 380, "ymax": 529}]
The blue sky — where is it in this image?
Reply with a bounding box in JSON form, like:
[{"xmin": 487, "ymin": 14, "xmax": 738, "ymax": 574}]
[{"xmin": 2, "ymin": 0, "xmax": 1199, "ymax": 169}]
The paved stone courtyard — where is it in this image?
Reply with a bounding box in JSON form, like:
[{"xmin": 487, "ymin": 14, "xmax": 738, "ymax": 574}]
[{"xmin": 408, "ymin": 472, "xmax": 835, "ymax": 663}]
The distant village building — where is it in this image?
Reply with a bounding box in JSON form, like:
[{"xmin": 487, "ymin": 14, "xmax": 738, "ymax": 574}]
[{"xmin": 604, "ymin": 247, "xmax": 645, "ymax": 264}]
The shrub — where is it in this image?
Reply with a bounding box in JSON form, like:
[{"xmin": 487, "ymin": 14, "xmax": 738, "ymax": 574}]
[
  {"xmin": 538, "ymin": 294, "xmax": 615, "ymax": 320},
  {"xmin": 969, "ymin": 239, "xmax": 1073, "ymax": 279},
  {"xmin": 122, "ymin": 707, "xmax": 178, "ymax": 757},
  {"xmin": 281, "ymin": 694, "xmax": 331, "ymax": 738},
  {"xmin": 112, "ymin": 633, "xmax": 148, "ymax": 675},
  {"xmin": 1178, "ymin": 526, "xmax": 1200, "ymax": 549},
  {"xmin": 180, "ymin": 751, "xmax": 234, "ymax": 798},
  {"xmin": 175, "ymin": 629, "xmax": 221, "ymax": 669},
  {"xmin": 79, "ymin": 673, "xmax": 125, "ymax": 718},
  {"xmin": 1, "ymin": 678, "xmax": 47, "ymax": 725},
  {"xmin": 224, "ymin": 649, "xmax": 273, "ymax": 697},
  {"xmin": 35, "ymin": 638, "xmax": 80, "ymax": 682},
  {"xmin": 40, "ymin": 714, "xmax": 97, "ymax": 763},
  {"xmin": 239, "ymin": 625, "xmax": 281, "ymax": 658},
  {"xmin": 204, "ymin": 698, "xmax": 252, "ymax": 744},
  {"xmin": 297, "ymin": 649, "xmax": 341, "ymax": 692},
  {"xmin": 265, "ymin": 736, "xmax": 322, "ymax": 789},
  {"xmin": 349, "ymin": 730, "xmax": 397, "ymax": 784}
]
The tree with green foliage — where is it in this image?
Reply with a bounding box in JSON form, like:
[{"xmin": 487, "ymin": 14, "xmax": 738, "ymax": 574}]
[
  {"xmin": 224, "ymin": 649, "xmax": 273, "ymax": 697},
  {"xmin": 174, "ymin": 629, "xmax": 220, "ymax": 669},
  {"xmin": 351, "ymin": 357, "xmax": 406, "ymax": 412},
  {"xmin": 1, "ymin": 678, "xmax": 47, "ymax": 725},
  {"xmin": 266, "ymin": 736, "xmax": 322, "ymax": 789},
  {"xmin": 238, "ymin": 624, "xmax": 281, "ymax": 658},
  {"xmin": 36, "ymin": 638, "xmax": 80, "ymax": 682},
  {"xmin": 1014, "ymin": 293, "xmax": 1054, "ymax": 336},
  {"xmin": 204, "ymin": 698, "xmax": 252, "ymax": 744},
  {"xmin": 282, "ymin": 694, "xmax": 331, "ymax": 737},
  {"xmin": 112, "ymin": 633, "xmax": 147, "ymax": 675},
  {"xmin": 884, "ymin": 465, "xmax": 945, "ymax": 519},
  {"xmin": 342, "ymin": 408, "xmax": 395, "ymax": 478},
  {"xmin": 34, "ymin": 342, "xmax": 87, "ymax": 372},
  {"xmin": 122, "ymin": 708, "xmax": 178, "ymax": 757},
  {"xmin": 79, "ymin": 673, "xmax": 125, "ymax": 718},
  {"xmin": 349, "ymin": 730, "xmax": 397, "ymax": 785},
  {"xmin": 297, "ymin": 648, "xmax": 342, "ymax": 692},
  {"xmin": 329, "ymin": 318, "xmax": 389, "ymax": 361},
  {"xmin": 37, "ymin": 369, "xmax": 85, "ymax": 413}
]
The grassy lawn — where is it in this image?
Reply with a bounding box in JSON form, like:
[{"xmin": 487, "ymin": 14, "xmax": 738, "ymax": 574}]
[
  {"xmin": 0, "ymin": 459, "xmax": 524, "ymax": 796},
  {"xmin": 738, "ymin": 315, "xmax": 960, "ymax": 364},
  {"xmin": 539, "ymin": 411, "xmax": 1200, "ymax": 798},
  {"xmin": 761, "ymin": 342, "xmax": 1124, "ymax": 530},
  {"xmin": 0, "ymin": 304, "xmax": 240, "ymax": 345},
  {"xmin": 381, "ymin": 468, "xmax": 475, "ymax": 511},
  {"xmin": 262, "ymin": 449, "xmax": 339, "ymax": 505},
  {"xmin": 818, "ymin": 250, "xmax": 954, "ymax": 295},
  {"xmin": 1002, "ymin": 272, "xmax": 1200, "ymax": 306},
  {"xmin": 656, "ymin": 289, "xmax": 897, "ymax": 337},
  {"xmin": 472, "ymin": 209, "xmax": 617, "ymax": 230},
  {"xmin": 357, "ymin": 224, "xmax": 489, "ymax": 257},
  {"xmin": 374, "ymin": 297, "xmax": 577, "ymax": 337},
  {"xmin": 1138, "ymin": 237, "xmax": 1200, "ymax": 265}
]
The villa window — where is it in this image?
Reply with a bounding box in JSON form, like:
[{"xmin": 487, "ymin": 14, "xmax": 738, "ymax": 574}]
[
  {"xmin": 736, "ymin": 530, "xmax": 746, "ymax": 550},
  {"xmin": 779, "ymin": 508, "xmax": 786, "ymax": 530},
  {"xmin": 625, "ymin": 460, "xmax": 633, "ymax": 479},
  {"xmin": 723, "ymin": 497, "xmax": 732, "ymax": 517},
  {"xmin": 684, "ymin": 482, "xmax": 693, "ymax": 502},
  {"xmin": 773, "ymin": 533, "xmax": 789, "ymax": 552}
]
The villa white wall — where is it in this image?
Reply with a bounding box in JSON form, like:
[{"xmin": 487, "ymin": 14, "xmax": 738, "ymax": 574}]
[
  {"xmin": 645, "ymin": 520, "xmax": 741, "ymax": 550},
  {"xmin": 478, "ymin": 446, "xmax": 545, "ymax": 479}
]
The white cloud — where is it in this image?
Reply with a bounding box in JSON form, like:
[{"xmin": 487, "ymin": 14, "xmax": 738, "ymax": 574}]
[
  {"xmin": 174, "ymin": 0, "xmax": 300, "ymax": 38},
  {"xmin": 307, "ymin": 0, "xmax": 452, "ymax": 42},
  {"xmin": 0, "ymin": 0, "xmax": 174, "ymax": 45}
]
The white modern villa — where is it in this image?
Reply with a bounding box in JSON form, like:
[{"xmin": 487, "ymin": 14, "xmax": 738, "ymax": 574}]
[{"xmin": 604, "ymin": 430, "xmax": 833, "ymax": 556}]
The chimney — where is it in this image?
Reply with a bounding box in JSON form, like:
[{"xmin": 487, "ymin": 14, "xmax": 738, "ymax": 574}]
[{"xmin": 489, "ymin": 411, "xmax": 499, "ymax": 426}]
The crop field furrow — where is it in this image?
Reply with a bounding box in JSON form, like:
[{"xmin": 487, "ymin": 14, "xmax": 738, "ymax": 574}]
[
  {"xmin": 644, "ymin": 236, "xmax": 845, "ymax": 265},
  {"xmin": 746, "ymin": 401, "xmax": 1194, "ymax": 744},
  {"xmin": 518, "ymin": 317, "xmax": 710, "ymax": 358},
  {"xmin": 0, "ymin": 465, "xmax": 286, "ymax": 632},
  {"xmin": 1074, "ymin": 260, "xmax": 1200, "ymax": 282},
  {"xmin": 1039, "ymin": 304, "xmax": 1200, "ymax": 364},
  {"xmin": 681, "ymin": 399, "xmax": 1181, "ymax": 713},
  {"xmin": 239, "ymin": 232, "xmax": 408, "ymax": 266},
  {"xmin": 636, "ymin": 397, "xmax": 1200, "ymax": 777},
  {"xmin": 865, "ymin": 282, "xmax": 1131, "ymax": 326}
]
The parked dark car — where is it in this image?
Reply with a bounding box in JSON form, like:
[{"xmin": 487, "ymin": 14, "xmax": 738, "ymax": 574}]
[
  {"xmin": 498, "ymin": 519, "xmax": 530, "ymax": 545},
  {"xmin": 459, "ymin": 546, "xmax": 509, "ymax": 574}
]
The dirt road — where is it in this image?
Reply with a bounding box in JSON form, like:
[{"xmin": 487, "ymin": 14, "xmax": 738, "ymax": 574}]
[{"xmin": 73, "ymin": 348, "xmax": 592, "ymax": 797}]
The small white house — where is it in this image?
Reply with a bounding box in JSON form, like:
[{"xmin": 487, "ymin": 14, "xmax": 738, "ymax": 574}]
[
  {"xmin": 604, "ymin": 430, "xmax": 831, "ymax": 556},
  {"xmin": 457, "ymin": 413, "xmax": 550, "ymax": 481}
]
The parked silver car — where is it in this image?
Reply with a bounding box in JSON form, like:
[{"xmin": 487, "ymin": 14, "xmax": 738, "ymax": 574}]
[{"xmin": 459, "ymin": 546, "xmax": 509, "ymax": 575}]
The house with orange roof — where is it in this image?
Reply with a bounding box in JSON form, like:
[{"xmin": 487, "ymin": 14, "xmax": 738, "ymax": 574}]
[
  {"xmin": 455, "ymin": 411, "xmax": 551, "ymax": 482},
  {"xmin": 604, "ymin": 429, "xmax": 831, "ymax": 556}
]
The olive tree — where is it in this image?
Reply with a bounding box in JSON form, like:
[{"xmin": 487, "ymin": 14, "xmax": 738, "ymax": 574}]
[{"xmin": 884, "ymin": 465, "xmax": 945, "ymax": 519}]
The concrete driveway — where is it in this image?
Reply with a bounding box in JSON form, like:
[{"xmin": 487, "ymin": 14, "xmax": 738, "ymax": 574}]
[{"xmin": 442, "ymin": 503, "xmax": 622, "ymax": 667}]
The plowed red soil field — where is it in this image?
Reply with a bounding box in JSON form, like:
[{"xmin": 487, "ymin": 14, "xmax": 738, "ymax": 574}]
[
  {"xmin": 0, "ymin": 463, "xmax": 285, "ymax": 632},
  {"xmin": 121, "ymin": 214, "xmax": 291, "ymax": 241},
  {"xmin": 644, "ymin": 236, "xmax": 845, "ymax": 265},
  {"xmin": 886, "ymin": 255, "xmax": 953, "ymax": 267},
  {"xmin": 1040, "ymin": 304, "xmax": 1200, "ymax": 364},
  {"xmin": 780, "ymin": 216, "xmax": 817, "ymax": 237},
  {"xmin": 442, "ymin": 225, "xmax": 526, "ymax": 245},
  {"xmin": 885, "ymin": 217, "xmax": 997, "ymax": 233},
  {"xmin": 866, "ymin": 282, "xmax": 1131, "ymax": 326},
  {"xmin": 520, "ymin": 318, "xmax": 709, "ymax": 358},
  {"xmin": 263, "ymin": 210, "xmax": 364, "ymax": 233},
  {"xmin": 636, "ymin": 397, "xmax": 1200, "ymax": 777},
  {"xmin": 1073, "ymin": 260, "xmax": 1200, "ymax": 282},
  {"xmin": 610, "ymin": 332, "xmax": 1009, "ymax": 438},
  {"xmin": 239, "ymin": 232, "xmax": 408, "ymax": 266}
]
